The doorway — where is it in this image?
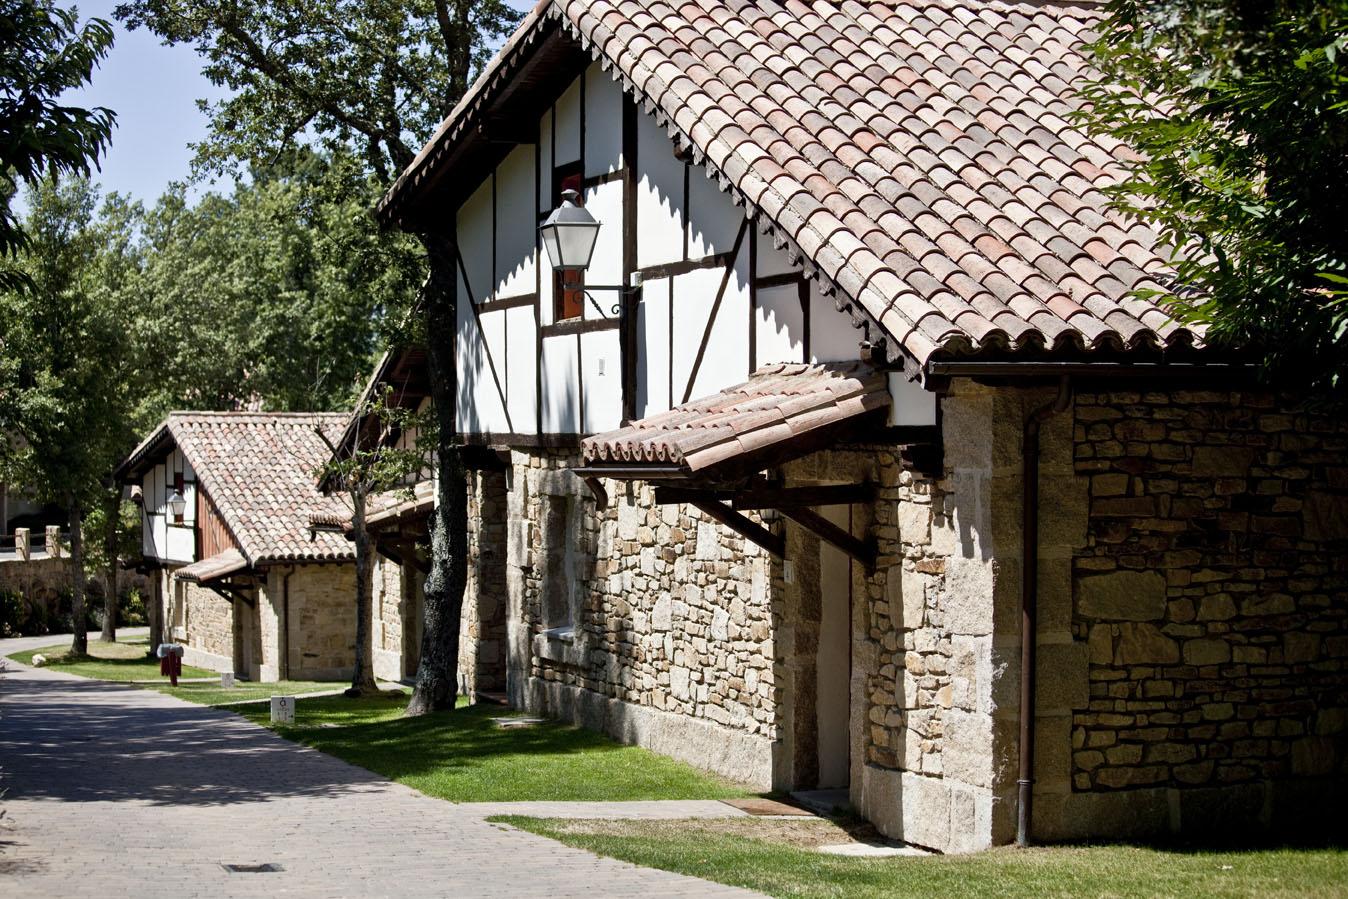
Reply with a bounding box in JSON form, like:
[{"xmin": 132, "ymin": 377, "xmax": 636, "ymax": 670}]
[{"xmin": 815, "ymin": 504, "xmax": 852, "ymax": 789}]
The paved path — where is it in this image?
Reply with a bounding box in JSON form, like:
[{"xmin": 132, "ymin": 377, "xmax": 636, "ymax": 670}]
[{"xmin": 0, "ymin": 655, "xmax": 760, "ymax": 898}]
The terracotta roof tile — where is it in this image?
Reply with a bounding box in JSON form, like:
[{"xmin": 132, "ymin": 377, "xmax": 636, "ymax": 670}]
[
  {"xmin": 123, "ymin": 413, "xmax": 353, "ymax": 566},
  {"xmin": 383, "ymin": 0, "xmax": 1201, "ymax": 369},
  {"xmin": 582, "ymin": 362, "xmax": 888, "ymax": 473}
]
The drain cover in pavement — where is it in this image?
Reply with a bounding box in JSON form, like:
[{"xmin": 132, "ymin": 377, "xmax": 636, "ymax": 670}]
[{"xmin": 221, "ymin": 863, "xmax": 283, "ymax": 873}]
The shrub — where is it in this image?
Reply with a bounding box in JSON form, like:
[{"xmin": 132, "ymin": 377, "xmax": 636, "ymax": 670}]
[{"xmin": 0, "ymin": 589, "xmax": 25, "ymax": 637}]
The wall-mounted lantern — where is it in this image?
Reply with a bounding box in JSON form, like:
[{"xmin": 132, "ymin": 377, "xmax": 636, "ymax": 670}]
[
  {"xmin": 539, "ymin": 190, "xmax": 639, "ymax": 309},
  {"xmin": 167, "ymin": 489, "xmax": 187, "ymax": 519},
  {"xmin": 539, "ymin": 189, "xmax": 600, "ymax": 274}
]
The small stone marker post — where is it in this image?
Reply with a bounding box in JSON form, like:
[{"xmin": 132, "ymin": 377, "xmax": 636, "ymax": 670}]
[
  {"xmin": 221, "ymin": 672, "xmax": 235, "ymax": 689},
  {"xmin": 270, "ymin": 695, "xmax": 295, "ymax": 724}
]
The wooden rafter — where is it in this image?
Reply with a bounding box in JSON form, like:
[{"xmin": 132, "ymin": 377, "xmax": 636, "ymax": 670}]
[
  {"xmin": 686, "ymin": 498, "xmax": 784, "ymax": 558},
  {"xmin": 778, "ymin": 506, "xmax": 877, "ymax": 571}
]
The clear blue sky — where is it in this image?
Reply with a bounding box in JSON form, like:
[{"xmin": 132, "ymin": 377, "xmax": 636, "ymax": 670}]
[
  {"xmin": 65, "ymin": 0, "xmax": 231, "ymax": 205},
  {"xmin": 65, "ymin": 0, "xmax": 535, "ymax": 207}
]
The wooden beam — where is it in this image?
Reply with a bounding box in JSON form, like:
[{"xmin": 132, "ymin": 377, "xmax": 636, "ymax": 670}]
[
  {"xmin": 779, "ymin": 506, "xmax": 877, "ymax": 570},
  {"xmin": 729, "ymin": 483, "xmax": 876, "ymax": 510},
  {"xmin": 688, "ymin": 499, "xmax": 784, "ymax": 558}
]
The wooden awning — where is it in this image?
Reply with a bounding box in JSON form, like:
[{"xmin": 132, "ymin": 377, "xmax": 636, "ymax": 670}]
[
  {"xmin": 176, "ymin": 548, "xmax": 248, "ymax": 584},
  {"xmin": 578, "ymin": 362, "xmax": 889, "ymax": 481}
]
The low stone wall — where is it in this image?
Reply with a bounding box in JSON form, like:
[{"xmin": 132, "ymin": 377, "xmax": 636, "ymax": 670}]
[
  {"xmin": 1063, "ymin": 388, "xmax": 1348, "ymax": 832},
  {"xmin": 496, "ymin": 449, "xmax": 778, "ymax": 788}
]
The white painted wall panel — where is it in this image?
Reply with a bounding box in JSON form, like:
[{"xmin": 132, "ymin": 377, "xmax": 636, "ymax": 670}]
[
  {"xmin": 457, "ymin": 177, "xmax": 494, "ymax": 304},
  {"xmin": 456, "ymin": 279, "xmax": 509, "ymax": 435},
  {"xmin": 889, "ymin": 373, "xmax": 938, "ymax": 427},
  {"xmin": 636, "ymin": 111, "xmax": 685, "ymax": 269},
  {"xmin": 166, "ymin": 524, "xmax": 194, "ymax": 563},
  {"xmin": 541, "ymin": 336, "xmax": 580, "ymax": 433},
  {"xmin": 755, "ymin": 282, "xmax": 805, "ymax": 365},
  {"xmin": 538, "ymin": 108, "xmax": 553, "ymax": 212},
  {"xmin": 506, "ymin": 304, "xmax": 536, "ymax": 434},
  {"xmin": 584, "ymin": 67, "xmax": 624, "ymax": 176},
  {"xmin": 553, "ymin": 77, "xmax": 581, "ymax": 166},
  {"xmin": 671, "ymin": 248, "xmax": 751, "ymax": 403},
  {"xmin": 583, "ymin": 180, "xmax": 624, "ymax": 313},
  {"xmin": 505, "ymin": 304, "xmax": 538, "ymax": 433},
  {"xmin": 754, "ymin": 230, "xmax": 796, "ymax": 278},
  {"xmin": 495, "ymin": 145, "xmax": 536, "ymax": 299},
  {"xmin": 686, "ymin": 166, "xmax": 741, "ymax": 260},
  {"xmin": 809, "ymin": 281, "xmax": 861, "ymax": 362},
  {"xmin": 636, "ymin": 277, "xmax": 671, "ymax": 417},
  {"xmin": 581, "ymin": 329, "xmax": 623, "ymax": 433}
]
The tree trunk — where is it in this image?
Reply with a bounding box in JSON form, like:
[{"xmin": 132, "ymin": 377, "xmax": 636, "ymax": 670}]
[
  {"xmin": 348, "ymin": 488, "xmax": 379, "ymax": 695},
  {"xmin": 406, "ymin": 233, "xmax": 466, "ymax": 717},
  {"xmin": 67, "ymin": 494, "xmax": 87, "ymax": 656},
  {"xmin": 99, "ymin": 488, "xmax": 119, "ymax": 642}
]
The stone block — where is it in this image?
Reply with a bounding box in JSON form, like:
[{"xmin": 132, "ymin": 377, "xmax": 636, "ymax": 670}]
[
  {"xmin": 1183, "ymin": 638, "xmax": 1231, "ymax": 667},
  {"xmin": 942, "ymin": 556, "xmax": 996, "ymax": 636},
  {"xmin": 898, "ymin": 500, "xmax": 931, "ymax": 546},
  {"xmin": 1077, "ymin": 570, "xmax": 1166, "ymax": 621},
  {"xmin": 901, "ymin": 772, "xmax": 952, "ymax": 851},
  {"xmin": 1191, "ymin": 446, "xmax": 1256, "ymax": 477},
  {"xmin": 1113, "ymin": 623, "xmax": 1180, "ymax": 665},
  {"xmin": 1197, "ymin": 595, "xmax": 1237, "ymax": 621},
  {"xmin": 1303, "ymin": 492, "xmax": 1348, "ymax": 541},
  {"xmin": 942, "ymin": 709, "xmax": 994, "ymax": 788},
  {"xmin": 1036, "ymin": 641, "xmax": 1088, "ymax": 712}
]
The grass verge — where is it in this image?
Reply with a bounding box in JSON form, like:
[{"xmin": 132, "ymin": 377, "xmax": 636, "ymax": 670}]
[
  {"xmin": 6, "ymin": 638, "xmax": 339, "ymax": 704},
  {"xmin": 495, "ymin": 816, "xmax": 1348, "ymax": 899},
  {"xmin": 237, "ymin": 692, "xmax": 754, "ymax": 803}
]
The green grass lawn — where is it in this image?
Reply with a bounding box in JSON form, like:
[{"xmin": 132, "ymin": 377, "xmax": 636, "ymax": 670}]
[
  {"xmin": 236, "ymin": 691, "xmax": 754, "ymax": 803},
  {"xmin": 497, "ymin": 816, "xmax": 1348, "ymax": 899},
  {"xmin": 6, "ymin": 638, "xmax": 341, "ymax": 705}
]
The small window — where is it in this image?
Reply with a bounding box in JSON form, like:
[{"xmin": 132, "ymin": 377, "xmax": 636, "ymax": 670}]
[
  {"xmin": 552, "ymin": 164, "xmax": 585, "ymax": 322},
  {"xmin": 541, "ymin": 494, "xmax": 574, "ymax": 631}
]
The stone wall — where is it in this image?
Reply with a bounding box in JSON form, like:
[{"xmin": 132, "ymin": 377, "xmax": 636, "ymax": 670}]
[
  {"xmin": 372, "ymin": 554, "xmax": 405, "ymax": 681},
  {"xmin": 0, "ymin": 555, "xmax": 152, "ymax": 626},
  {"xmin": 847, "ymin": 380, "xmax": 1037, "ymax": 853},
  {"xmin": 1061, "ymin": 388, "xmax": 1348, "ymax": 834},
  {"xmin": 496, "ymin": 449, "xmax": 778, "ymax": 787},
  {"xmin": 461, "ymin": 470, "xmax": 508, "ymax": 696},
  {"xmin": 174, "ymin": 574, "xmax": 234, "ymax": 671},
  {"xmin": 282, "ymin": 563, "xmax": 356, "ymax": 681}
]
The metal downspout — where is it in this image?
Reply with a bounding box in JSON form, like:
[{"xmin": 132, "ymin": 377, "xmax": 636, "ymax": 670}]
[{"xmin": 1018, "ymin": 376, "xmax": 1073, "ymax": 848}]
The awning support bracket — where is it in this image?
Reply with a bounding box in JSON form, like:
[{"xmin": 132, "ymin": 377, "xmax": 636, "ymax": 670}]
[{"xmin": 685, "ymin": 498, "xmax": 785, "ymax": 559}]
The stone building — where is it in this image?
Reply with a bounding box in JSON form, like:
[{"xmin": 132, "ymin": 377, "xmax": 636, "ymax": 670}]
[
  {"xmin": 117, "ymin": 413, "xmax": 358, "ymax": 681},
  {"xmin": 367, "ymin": 0, "xmax": 1347, "ymax": 851}
]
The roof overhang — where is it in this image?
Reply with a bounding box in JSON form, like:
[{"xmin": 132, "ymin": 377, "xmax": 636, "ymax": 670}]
[{"xmin": 175, "ymin": 549, "xmax": 249, "ymax": 584}]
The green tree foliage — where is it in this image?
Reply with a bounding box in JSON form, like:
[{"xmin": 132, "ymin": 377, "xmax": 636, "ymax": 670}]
[
  {"xmin": 115, "ymin": 0, "xmax": 518, "ymax": 179},
  {"xmin": 1082, "ymin": 1, "xmax": 1348, "ymax": 390},
  {"xmin": 132, "ymin": 151, "xmax": 423, "ymax": 414},
  {"xmin": 314, "ymin": 388, "xmax": 432, "ymax": 696},
  {"xmin": 0, "ymin": 0, "xmax": 116, "ymax": 291},
  {"xmin": 0, "ymin": 177, "xmax": 134, "ymax": 654},
  {"xmin": 115, "ymin": 0, "xmax": 520, "ymax": 714}
]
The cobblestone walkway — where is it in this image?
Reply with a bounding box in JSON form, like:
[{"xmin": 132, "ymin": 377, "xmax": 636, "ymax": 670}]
[{"xmin": 0, "ymin": 659, "xmax": 760, "ymax": 898}]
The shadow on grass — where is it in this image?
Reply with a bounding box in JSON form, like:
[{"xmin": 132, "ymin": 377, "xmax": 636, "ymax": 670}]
[{"xmin": 240, "ymin": 694, "xmax": 753, "ymax": 802}]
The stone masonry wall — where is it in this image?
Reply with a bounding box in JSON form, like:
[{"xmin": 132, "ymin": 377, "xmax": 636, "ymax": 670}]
[
  {"xmin": 462, "ymin": 471, "xmax": 508, "ymax": 695},
  {"xmin": 177, "ymin": 577, "xmax": 233, "ymax": 669},
  {"xmin": 372, "ymin": 554, "xmax": 405, "ymax": 681},
  {"xmin": 852, "ymin": 380, "xmax": 1032, "ymax": 853},
  {"xmin": 283, "ymin": 563, "xmax": 356, "ymax": 681},
  {"xmin": 1070, "ymin": 389, "xmax": 1348, "ymax": 812},
  {"xmin": 498, "ymin": 449, "xmax": 777, "ymax": 786}
]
